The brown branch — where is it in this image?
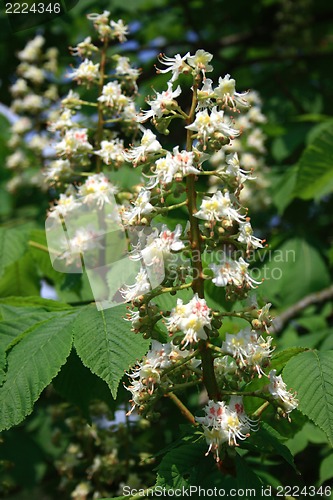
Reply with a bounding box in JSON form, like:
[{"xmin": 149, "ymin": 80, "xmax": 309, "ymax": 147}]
[{"xmin": 270, "ymin": 284, "xmax": 333, "ymax": 334}]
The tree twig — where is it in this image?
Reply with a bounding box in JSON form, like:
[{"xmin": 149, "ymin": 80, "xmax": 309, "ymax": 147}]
[{"xmin": 270, "ymin": 284, "xmax": 333, "ymax": 334}]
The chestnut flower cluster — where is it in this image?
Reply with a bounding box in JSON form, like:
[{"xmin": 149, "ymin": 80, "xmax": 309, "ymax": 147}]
[
  {"xmin": 121, "ymin": 49, "xmax": 298, "ymax": 461},
  {"xmin": 33, "ymin": 12, "xmax": 297, "ymax": 463},
  {"xmin": 6, "ymin": 35, "xmax": 59, "ymax": 193}
]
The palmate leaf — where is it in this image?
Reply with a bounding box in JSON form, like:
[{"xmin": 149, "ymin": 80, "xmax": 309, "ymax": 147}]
[
  {"xmin": 156, "ymin": 440, "xmax": 265, "ymax": 497},
  {"xmin": 0, "ymin": 296, "xmax": 72, "ymax": 314},
  {"xmin": 243, "ymin": 422, "xmax": 298, "ymax": 472},
  {"xmin": 283, "ymin": 350, "xmax": 333, "ymax": 445},
  {"xmin": 258, "ymin": 238, "xmax": 330, "ymax": 308},
  {"xmin": 0, "ymin": 226, "xmax": 28, "ymax": 279},
  {"xmin": 73, "ymin": 304, "xmax": 150, "ymax": 398},
  {"xmin": 0, "ymin": 253, "xmax": 41, "ymax": 297},
  {"xmin": 0, "ymin": 311, "xmax": 77, "ymax": 431},
  {"xmin": 156, "ymin": 440, "xmax": 211, "ymax": 489},
  {"xmin": 52, "ymin": 349, "xmax": 117, "ymax": 420},
  {"xmin": 293, "ymin": 122, "xmax": 333, "ymax": 200}
]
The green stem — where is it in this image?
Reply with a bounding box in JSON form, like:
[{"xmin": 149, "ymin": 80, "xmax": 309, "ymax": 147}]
[
  {"xmin": 146, "ymin": 280, "xmax": 193, "ymax": 302},
  {"xmin": 161, "ymin": 348, "xmax": 200, "ymax": 377},
  {"xmin": 252, "ymin": 401, "xmax": 270, "ymax": 418},
  {"xmin": 155, "ymin": 200, "xmax": 187, "ymax": 213},
  {"xmin": 166, "ymin": 379, "xmax": 202, "ymax": 392}
]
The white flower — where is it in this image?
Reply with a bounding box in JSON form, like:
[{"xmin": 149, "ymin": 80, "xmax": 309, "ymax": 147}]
[
  {"xmin": 210, "ymin": 107, "xmax": 240, "ymax": 138},
  {"xmin": 196, "ymin": 78, "xmax": 215, "ymax": 109},
  {"xmin": 110, "ymin": 19, "xmax": 129, "ymax": 42},
  {"xmin": 237, "ymin": 220, "xmax": 263, "ymax": 250},
  {"xmin": 115, "ymin": 56, "xmax": 140, "ymax": 78},
  {"xmin": 78, "ymin": 173, "xmax": 118, "ymax": 207},
  {"xmin": 97, "ymin": 81, "xmax": 130, "ymax": 109},
  {"xmin": 222, "ymin": 328, "xmax": 255, "ymax": 366},
  {"xmin": 225, "ymin": 153, "xmax": 255, "ymax": 184},
  {"xmin": 268, "ymin": 370, "xmax": 298, "ymax": 414},
  {"xmin": 69, "ymin": 37, "xmax": 97, "ymax": 57},
  {"xmin": 147, "ymin": 153, "xmax": 178, "ymax": 188},
  {"xmin": 133, "ymin": 224, "xmax": 185, "ymax": 268},
  {"xmin": 11, "ymin": 117, "xmax": 32, "ymax": 134},
  {"xmin": 196, "ymin": 397, "xmax": 257, "ymax": 459},
  {"xmin": 247, "ymin": 128, "xmax": 266, "ymax": 153},
  {"xmin": 43, "ymin": 159, "xmax": 72, "ymax": 184},
  {"xmin": 48, "ymin": 109, "xmax": 75, "ymax": 132},
  {"xmin": 61, "ymin": 90, "xmax": 82, "ymax": 109},
  {"xmin": 156, "ymin": 224, "xmax": 185, "ymax": 253},
  {"xmin": 20, "ymin": 94, "xmax": 44, "ymax": 112},
  {"xmin": 17, "ymin": 35, "xmax": 44, "ymax": 62},
  {"xmin": 222, "ymin": 328, "xmax": 272, "ymax": 375},
  {"xmin": 166, "ymin": 294, "xmax": 212, "ymax": 346},
  {"xmin": 10, "ymin": 78, "xmax": 29, "ymax": 96},
  {"xmin": 137, "ymin": 82, "xmax": 182, "ymax": 123},
  {"xmin": 195, "ymin": 191, "xmax": 245, "ymax": 223},
  {"xmin": 186, "ymin": 107, "xmax": 239, "ymax": 144},
  {"xmin": 146, "ymin": 340, "xmax": 173, "ymax": 370},
  {"xmin": 120, "ymin": 267, "xmax": 151, "ymax": 302},
  {"xmin": 187, "ymin": 49, "xmax": 213, "ymax": 78},
  {"xmin": 87, "ymin": 11, "xmax": 110, "ymax": 23},
  {"xmin": 28, "ymin": 134, "xmax": 49, "ymax": 153},
  {"xmin": 123, "ymin": 188, "xmax": 154, "ymax": 223},
  {"xmin": 122, "ymin": 102, "xmax": 137, "ymax": 121},
  {"xmin": 59, "ymin": 227, "xmax": 104, "ymax": 267},
  {"xmin": 214, "ymin": 74, "xmax": 249, "ymax": 109},
  {"xmin": 210, "ymin": 256, "xmax": 260, "ymax": 290},
  {"xmin": 71, "ymin": 59, "xmax": 100, "ymax": 83},
  {"xmin": 87, "ymin": 11, "xmax": 112, "ymax": 39},
  {"xmin": 247, "ymin": 106, "xmax": 267, "ymax": 124},
  {"xmin": 157, "ymin": 52, "xmax": 191, "ymax": 82},
  {"xmin": 6, "ymin": 151, "xmax": 28, "ymax": 170},
  {"xmin": 55, "ymin": 129, "xmax": 93, "ymax": 156},
  {"xmin": 214, "ymin": 356, "xmax": 237, "ymax": 379},
  {"xmin": 126, "ymin": 340, "xmax": 199, "ymax": 413},
  {"xmin": 48, "ymin": 193, "xmax": 78, "ymax": 218},
  {"xmin": 257, "ymin": 303, "xmax": 272, "ymax": 332},
  {"xmin": 240, "ymin": 153, "xmax": 257, "ymax": 169},
  {"xmin": 172, "ymin": 147, "xmax": 201, "ymax": 176},
  {"xmin": 94, "ymin": 139, "xmax": 125, "ymax": 166},
  {"xmin": 124, "ymin": 130, "xmax": 163, "ymax": 165},
  {"xmin": 21, "ymin": 65, "xmax": 45, "ymax": 84}
]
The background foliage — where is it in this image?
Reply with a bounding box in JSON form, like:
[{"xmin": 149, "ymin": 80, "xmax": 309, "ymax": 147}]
[{"xmin": 0, "ymin": 0, "xmax": 333, "ymax": 498}]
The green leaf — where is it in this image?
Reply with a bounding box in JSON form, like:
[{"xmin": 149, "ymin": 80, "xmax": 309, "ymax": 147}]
[
  {"xmin": 270, "ymin": 166, "xmax": 297, "ymax": 214},
  {"xmin": 293, "ymin": 123, "xmax": 333, "ymax": 200},
  {"xmin": 258, "ymin": 238, "xmax": 330, "ymax": 308},
  {"xmin": 29, "ymin": 229, "xmax": 64, "ymax": 284},
  {"xmin": 0, "ymin": 311, "xmax": 76, "ymax": 431},
  {"xmin": 0, "ymin": 226, "xmax": 28, "ymax": 278},
  {"xmin": 73, "ymin": 304, "xmax": 150, "ymax": 398},
  {"xmin": 0, "ymin": 253, "xmax": 40, "ymax": 297},
  {"xmin": 156, "ymin": 441, "xmax": 265, "ymax": 497},
  {"xmin": 234, "ymin": 454, "xmax": 266, "ymax": 496},
  {"xmin": 244, "ymin": 423, "xmax": 298, "ymax": 472},
  {"xmin": 0, "ymin": 312, "xmax": 62, "ymax": 353},
  {"xmin": 155, "ymin": 440, "xmax": 209, "ymax": 489},
  {"xmin": 283, "ymin": 350, "xmax": 333, "ymax": 445},
  {"xmin": 270, "ymin": 347, "xmax": 308, "ymax": 374},
  {"xmin": 319, "ymin": 452, "xmax": 333, "ymax": 485},
  {"xmin": 0, "ymin": 296, "xmax": 72, "ymax": 312},
  {"xmin": 53, "ymin": 349, "xmax": 117, "ymax": 419}
]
